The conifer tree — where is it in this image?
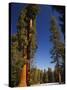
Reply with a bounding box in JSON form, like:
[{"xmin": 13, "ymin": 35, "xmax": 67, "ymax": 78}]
[
  {"xmin": 50, "ymin": 16, "xmax": 64, "ymax": 84},
  {"xmin": 17, "ymin": 4, "xmax": 39, "ymax": 86}
]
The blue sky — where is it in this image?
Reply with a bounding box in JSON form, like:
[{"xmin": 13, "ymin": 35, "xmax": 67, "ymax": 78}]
[
  {"xmin": 34, "ymin": 5, "xmax": 55, "ymax": 70},
  {"xmin": 10, "ymin": 3, "xmax": 61, "ymax": 70}
]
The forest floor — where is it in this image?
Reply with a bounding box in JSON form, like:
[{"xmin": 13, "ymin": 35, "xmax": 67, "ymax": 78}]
[{"xmin": 31, "ymin": 83, "xmax": 60, "ymax": 86}]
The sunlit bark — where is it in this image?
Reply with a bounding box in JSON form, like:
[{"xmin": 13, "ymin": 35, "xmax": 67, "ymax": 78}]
[
  {"xmin": 18, "ymin": 19, "xmax": 33, "ymax": 86},
  {"xmin": 18, "ymin": 64, "xmax": 27, "ymax": 87}
]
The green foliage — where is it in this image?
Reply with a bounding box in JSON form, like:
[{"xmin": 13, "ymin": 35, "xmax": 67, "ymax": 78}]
[
  {"xmin": 30, "ymin": 66, "xmax": 65, "ymax": 85},
  {"xmin": 11, "ymin": 35, "xmax": 25, "ymax": 87},
  {"xmin": 17, "ymin": 5, "xmax": 39, "ymax": 58},
  {"xmin": 16, "ymin": 4, "xmax": 39, "ymax": 86},
  {"xmin": 43, "ymin": 69, "xmax": 48, "ymax": 83},
  {"xmin": 25, "ymin": 4, "xmax": 39, "ymax": 20},
  {"xmin": 30, "ymin": 19, "xmax": 38, "ymax": 58},
  {"xmin": 50, "ymin": 16, "xmax": 65, "ymax": 83},
  {"xmin": 54, "ymin": 67, "xmax": 59, "ymax": 82},
  {"xmin": 52, "ymin": 6, "xmax": 65, "ymax": 39},
  {"xmin": 47, "ymin": 68, "xmax": 53, "ymax": 83},
  {"xmin": 30, "ymin": 68, "xmax": 44, "ymax": 85},
  {"xmin": 50, "ymin": 16, "xmax": 64, "ymax": 64}
]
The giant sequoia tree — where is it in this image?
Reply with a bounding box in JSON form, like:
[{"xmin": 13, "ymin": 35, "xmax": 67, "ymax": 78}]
[{"xmin": 17, "ymin": 4, "xmax": 39, "ymax": 86}]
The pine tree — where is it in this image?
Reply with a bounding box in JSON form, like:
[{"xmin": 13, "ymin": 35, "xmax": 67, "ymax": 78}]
[
  {"xmin": 40, "ymin": 70, "xmax": 43, "ymax": 84},
  {"xmin": 43, "ymin": 69, "xmax": 48, "ymax": 83},
  {"xmin": 47, "ymin": 68, "xmax": 53, "ymax": 83},
  {"xmin": 50, "ymin": 16, "xmax": 64, "ymax": 84}
]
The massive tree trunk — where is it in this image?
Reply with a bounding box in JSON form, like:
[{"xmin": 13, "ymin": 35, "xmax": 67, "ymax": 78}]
[
  {"xmin": 18, "ymin": 64, "xmax": 27, "ymax": 87},
  {"xmin": 18, "ymin": 48, "xmax": 27, "ymax": 87},
  {"xmin": 26, "ymin": 19, "xmax": 33, "ymax": 86},
  {"xmin": 18, "ymin": 19, "xmax": 33, "ymax": 87}
]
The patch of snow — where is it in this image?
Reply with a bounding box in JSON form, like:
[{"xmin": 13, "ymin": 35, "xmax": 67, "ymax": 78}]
[{"xmin": 31, "ymin": 83, "xmax": 59, "ymax": 86}]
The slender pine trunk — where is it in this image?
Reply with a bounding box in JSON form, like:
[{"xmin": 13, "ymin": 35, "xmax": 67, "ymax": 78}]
[{"xmin": 59, "ymin": 71, "xmax": 61, "ymax": 84}]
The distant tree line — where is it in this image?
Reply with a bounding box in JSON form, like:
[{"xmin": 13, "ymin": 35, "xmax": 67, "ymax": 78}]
[{"xmin": 30, "ymin": 67, "xmax": 64, "ymax": 85}]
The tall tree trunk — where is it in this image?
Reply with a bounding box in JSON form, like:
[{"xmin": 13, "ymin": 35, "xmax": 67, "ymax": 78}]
[
  {"xmin": 26, "ymin": 61, "xmax": 30, "ymax": 86},
  {"xmin": 18, "ymin": 64, "xmax": 27, "ymax": 87},
  {"xmin": 56, "ymin": 53, "xmax": 61, "ymax": 84},
  {"xmin": 18, "ymin": 19, "xmax": 33, "ymax": 87},
  {"xmin": 59, "ymin": 71, "xmax": 61, "ymax": 84},
  {"xmin": 26, "ymin": 19, "xmax": 33, "ymax": 86},
  {"xmin": 18, "ymin": 48, "xmax": 27, "ymax": 87}
]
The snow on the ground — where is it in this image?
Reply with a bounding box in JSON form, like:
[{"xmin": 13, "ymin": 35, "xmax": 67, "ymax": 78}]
[{"xmin": 31, "ymin": 83, "xmax": 59, "ymax": 86}]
